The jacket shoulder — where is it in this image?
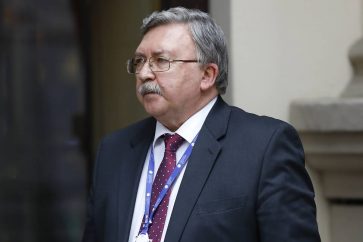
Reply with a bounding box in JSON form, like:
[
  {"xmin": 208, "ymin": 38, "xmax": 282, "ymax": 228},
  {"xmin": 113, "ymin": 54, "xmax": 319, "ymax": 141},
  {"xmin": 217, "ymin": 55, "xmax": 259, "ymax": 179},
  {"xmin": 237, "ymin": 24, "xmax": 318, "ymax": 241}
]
[
  {"xmin": 225, "ymin": 105, "xmax": 301, "ymax": 147},
  {"xmin": 229, "ymin": 105, "xmax": 295, "ymax": 132},
  {"xmin": 102, "ymin": 117, "xmax": 155, "ymax": 145}
]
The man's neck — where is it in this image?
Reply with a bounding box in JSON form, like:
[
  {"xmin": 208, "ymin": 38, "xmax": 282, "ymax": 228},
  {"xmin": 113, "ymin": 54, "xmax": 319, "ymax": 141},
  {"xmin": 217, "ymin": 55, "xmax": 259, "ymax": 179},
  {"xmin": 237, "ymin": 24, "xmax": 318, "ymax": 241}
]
[
  {"xmin": 154, "ymin": 96, "xmax": 218, "ymax": 146},
  {"xmin": 158, "ymin": 95, "xmax": 218, "ymax": 131}
]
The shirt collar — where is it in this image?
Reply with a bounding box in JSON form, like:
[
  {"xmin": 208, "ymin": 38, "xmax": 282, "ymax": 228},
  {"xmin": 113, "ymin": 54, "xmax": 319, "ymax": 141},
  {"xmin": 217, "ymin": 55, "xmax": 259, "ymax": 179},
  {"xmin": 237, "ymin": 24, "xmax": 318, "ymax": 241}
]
[{"xmin": 153, "ymin": 97, "xmax": 217, "ymax": 145}]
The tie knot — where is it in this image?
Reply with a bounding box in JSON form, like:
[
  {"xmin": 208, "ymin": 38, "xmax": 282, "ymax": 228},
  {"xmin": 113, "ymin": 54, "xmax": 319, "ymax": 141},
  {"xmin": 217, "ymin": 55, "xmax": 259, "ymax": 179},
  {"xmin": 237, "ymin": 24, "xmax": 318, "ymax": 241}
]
[{"xmin": 164, "ymin": 133, "xmax": 184, "ymax": 152}]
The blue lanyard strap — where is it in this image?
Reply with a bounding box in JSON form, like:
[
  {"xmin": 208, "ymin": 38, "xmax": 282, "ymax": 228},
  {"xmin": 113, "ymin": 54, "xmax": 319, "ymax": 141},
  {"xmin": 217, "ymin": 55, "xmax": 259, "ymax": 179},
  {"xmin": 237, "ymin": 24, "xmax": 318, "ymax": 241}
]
[{"xmin": 140, "ymin": 133, "xmax": 198, "ymax": 234}]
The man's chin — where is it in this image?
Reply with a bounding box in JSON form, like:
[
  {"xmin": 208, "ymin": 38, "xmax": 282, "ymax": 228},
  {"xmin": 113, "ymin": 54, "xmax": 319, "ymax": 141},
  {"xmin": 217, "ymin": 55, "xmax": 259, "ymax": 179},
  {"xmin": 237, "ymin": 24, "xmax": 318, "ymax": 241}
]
[{"xmin": 142, "ymin": 96, "xmax": 166, "ymax": 115}]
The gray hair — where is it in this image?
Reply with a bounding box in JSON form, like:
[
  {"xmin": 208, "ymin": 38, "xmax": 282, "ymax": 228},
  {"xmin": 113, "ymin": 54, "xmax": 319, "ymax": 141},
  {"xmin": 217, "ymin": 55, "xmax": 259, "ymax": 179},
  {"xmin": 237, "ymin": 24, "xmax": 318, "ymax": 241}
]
[{"xmin": 141, "ymin": 7, "xmax": 228, "ymax": 94}]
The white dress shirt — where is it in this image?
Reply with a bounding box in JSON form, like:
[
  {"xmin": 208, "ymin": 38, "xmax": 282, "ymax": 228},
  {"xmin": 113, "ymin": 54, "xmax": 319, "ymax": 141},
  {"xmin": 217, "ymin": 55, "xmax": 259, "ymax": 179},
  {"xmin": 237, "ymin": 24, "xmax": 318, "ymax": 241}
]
[{"xmin": 128, "ymin": 97, "xmax": 217, "ymax": 242}]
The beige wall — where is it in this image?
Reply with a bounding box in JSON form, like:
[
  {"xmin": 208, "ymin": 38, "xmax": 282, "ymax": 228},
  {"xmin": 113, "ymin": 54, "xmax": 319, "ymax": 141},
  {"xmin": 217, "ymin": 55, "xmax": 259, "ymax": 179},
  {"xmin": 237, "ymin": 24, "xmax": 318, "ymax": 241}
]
[{"xmin": 229, "ymin": 0, "xmax": 362, "ymax": 121}]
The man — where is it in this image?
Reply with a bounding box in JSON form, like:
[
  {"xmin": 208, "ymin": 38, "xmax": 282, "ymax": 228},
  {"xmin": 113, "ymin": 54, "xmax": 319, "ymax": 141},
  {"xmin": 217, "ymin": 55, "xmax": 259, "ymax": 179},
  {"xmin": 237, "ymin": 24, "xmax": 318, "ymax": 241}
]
[{"xmin": 83, "ymin": 7, "xmax": 320, "ymax": 242}]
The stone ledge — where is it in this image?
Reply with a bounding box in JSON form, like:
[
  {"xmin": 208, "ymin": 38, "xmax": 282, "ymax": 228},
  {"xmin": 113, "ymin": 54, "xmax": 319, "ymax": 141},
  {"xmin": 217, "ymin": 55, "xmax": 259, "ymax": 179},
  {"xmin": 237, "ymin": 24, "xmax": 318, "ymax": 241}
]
[{"xmin": 290, "ymin": 98, "xmax": 363, "ymax": 131}]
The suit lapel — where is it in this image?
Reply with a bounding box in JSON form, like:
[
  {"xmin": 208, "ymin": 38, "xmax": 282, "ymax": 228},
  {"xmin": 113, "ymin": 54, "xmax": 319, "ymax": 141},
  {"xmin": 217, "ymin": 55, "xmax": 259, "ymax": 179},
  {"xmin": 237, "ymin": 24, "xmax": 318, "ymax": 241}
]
[
  {"xmin": 117, "ymin": 118, "xmax": 156, "ymax": 242},
  {"xmin": 165, "ymin": 97, "xmax": 231, "ymax": 241}
]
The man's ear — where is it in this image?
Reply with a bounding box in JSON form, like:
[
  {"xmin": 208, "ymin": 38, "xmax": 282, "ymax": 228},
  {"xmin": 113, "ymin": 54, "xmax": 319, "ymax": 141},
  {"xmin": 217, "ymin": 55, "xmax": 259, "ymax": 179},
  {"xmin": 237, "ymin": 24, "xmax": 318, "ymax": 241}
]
[{"xmin": 200, "ymin": 63, "xmax": 219, "ymax": 91}]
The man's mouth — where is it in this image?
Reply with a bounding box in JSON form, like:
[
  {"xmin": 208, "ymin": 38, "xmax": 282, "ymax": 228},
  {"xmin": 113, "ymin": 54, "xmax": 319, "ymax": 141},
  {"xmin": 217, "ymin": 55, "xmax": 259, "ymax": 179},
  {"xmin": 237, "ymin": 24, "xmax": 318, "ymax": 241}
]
[{"xmin": 143, "ymin": 90, "xmax": 157, "ymax": 96}]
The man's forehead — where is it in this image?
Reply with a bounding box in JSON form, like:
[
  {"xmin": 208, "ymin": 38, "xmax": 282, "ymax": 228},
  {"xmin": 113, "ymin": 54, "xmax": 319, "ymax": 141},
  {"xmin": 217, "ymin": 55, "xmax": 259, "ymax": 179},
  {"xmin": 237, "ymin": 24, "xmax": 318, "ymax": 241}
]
[{"xmin": 134, "ymin": 48, "xmax": 173, "ymax": 57}]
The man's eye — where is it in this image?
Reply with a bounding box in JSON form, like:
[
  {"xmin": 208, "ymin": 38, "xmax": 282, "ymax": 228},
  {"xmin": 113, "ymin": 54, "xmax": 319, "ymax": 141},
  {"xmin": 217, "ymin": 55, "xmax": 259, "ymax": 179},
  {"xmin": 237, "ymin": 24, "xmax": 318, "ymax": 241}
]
[
  {"xmin": 155, "ymin": 57, "xmax": 169, "ymax": 65},
  {"xmin": 133, "ymin": 57, "xmax": 145, "ymax": 65}
]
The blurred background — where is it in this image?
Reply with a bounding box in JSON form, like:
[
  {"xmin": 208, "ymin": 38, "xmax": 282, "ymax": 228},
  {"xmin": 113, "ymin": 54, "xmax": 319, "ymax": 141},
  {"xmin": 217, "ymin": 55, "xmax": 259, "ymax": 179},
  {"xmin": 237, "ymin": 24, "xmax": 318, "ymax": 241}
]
[
  {"xmin": 0, "ymin": 0, "xmax": 89, "ymax": 241},
  {"xmin": 0, "ymin": 0, "xmax": 362, "ymax": 242}
]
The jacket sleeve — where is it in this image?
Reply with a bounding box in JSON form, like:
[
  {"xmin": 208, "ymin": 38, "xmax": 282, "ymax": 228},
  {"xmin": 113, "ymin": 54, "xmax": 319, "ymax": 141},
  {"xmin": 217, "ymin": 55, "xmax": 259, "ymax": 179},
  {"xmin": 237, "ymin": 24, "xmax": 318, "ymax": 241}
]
[{"xmin": 257, "ymin": 123, "xmax": 321, "ymax": 242}]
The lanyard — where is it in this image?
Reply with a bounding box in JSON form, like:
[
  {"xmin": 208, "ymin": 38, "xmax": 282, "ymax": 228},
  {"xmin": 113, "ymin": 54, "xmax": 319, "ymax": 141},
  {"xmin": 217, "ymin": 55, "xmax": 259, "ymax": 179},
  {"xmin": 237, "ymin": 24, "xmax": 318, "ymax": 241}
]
[{"xmin": 139, "ymin": 133, "xmax": 198, "ymax": 235}]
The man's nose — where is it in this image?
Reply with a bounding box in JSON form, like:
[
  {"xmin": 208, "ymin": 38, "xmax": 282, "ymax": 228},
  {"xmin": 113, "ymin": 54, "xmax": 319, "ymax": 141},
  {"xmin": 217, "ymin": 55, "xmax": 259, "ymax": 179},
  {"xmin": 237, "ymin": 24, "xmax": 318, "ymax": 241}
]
[{"xmin": 137, "ymin": 62, "xmax": 155, "ymax": 81}]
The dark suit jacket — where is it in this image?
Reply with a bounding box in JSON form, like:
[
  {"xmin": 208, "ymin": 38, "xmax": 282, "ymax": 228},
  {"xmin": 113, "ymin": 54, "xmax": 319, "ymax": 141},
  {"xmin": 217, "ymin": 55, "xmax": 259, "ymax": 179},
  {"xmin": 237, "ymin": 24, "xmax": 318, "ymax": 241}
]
[{"xmin": 83, "ymin": 96, "xmax": 320, "ymax": 242}]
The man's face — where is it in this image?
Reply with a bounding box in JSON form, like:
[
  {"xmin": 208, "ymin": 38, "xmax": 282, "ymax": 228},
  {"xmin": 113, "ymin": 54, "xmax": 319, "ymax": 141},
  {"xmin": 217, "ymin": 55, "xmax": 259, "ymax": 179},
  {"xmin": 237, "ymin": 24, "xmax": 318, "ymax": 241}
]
[{"xmin": 134, "ymin": 23, "xmax": 207, "ymax": 130}]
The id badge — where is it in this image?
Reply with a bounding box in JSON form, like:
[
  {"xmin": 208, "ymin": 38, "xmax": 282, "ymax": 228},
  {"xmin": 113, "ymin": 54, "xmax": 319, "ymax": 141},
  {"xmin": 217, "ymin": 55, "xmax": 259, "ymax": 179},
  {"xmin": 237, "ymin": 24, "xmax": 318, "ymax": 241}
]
[{"xmin": 135, "ymin": 233, "xmax": 152, "ymax": 242}]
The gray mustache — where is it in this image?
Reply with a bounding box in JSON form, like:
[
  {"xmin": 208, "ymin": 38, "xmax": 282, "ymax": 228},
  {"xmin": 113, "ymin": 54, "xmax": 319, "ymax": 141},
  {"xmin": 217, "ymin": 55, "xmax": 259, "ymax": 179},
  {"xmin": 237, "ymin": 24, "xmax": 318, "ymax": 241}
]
[{"xmin": 138, "ymin": 82, "xmax": 162, "ymax": 96}]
